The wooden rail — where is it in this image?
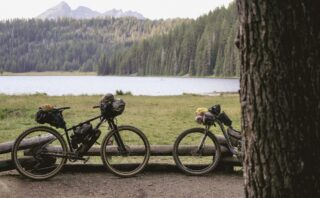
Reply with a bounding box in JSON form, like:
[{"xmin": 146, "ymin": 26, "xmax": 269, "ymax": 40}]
[
  {"xmin": 0, "ymin": 135, "xmax": 228, "ymax": 154},
  {"xmin": 0, "ymin": 135, "xmax": 241, "ymax": 172},
  {"xmin": 0, "ymin": 135, "xmax": 54, "ymax": 154},
  {"xmin": 24, "ymin": 145, "xmax": 231, "ymax": 156}
]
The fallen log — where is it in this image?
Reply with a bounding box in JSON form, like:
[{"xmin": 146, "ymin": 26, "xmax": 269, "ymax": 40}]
[
  {"xmin": 215, "ymin": 135, "xmax": 228, "ymax": 145},
  {"xmin": 0, "ymin": 135, "xmax": 54, "ymax": 154},
  {"xmin": 0, "ymin": 134, "xmax": 237, "ymax": 172},
  {"xmin": 24, "ymin": 145, "xmax": 231, "ymax": 157},
  {"xmin": 0, "ymin": 135, "xmax": 228, "ymax": 155}
]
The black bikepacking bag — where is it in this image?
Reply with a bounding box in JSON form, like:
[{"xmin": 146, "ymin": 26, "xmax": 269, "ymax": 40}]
[
  {"xmin": 35, "ymin": 108, "xmax": 66, "ymax": 129},
  {"xmin": 217, "ymin": 112, "xmax": 232, "ymax": 127},
  {"xmin": 100, "ymin": 95, "xmax": 125, "ymax": 118}
]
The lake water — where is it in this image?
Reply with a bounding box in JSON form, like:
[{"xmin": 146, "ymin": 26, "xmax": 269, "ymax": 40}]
[{"xmin": 0, "ymin": 76, "xmax": 239, "ymax": 96}]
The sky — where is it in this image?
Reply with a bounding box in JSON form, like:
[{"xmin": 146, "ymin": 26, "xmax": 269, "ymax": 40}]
[{"xmin": 0, "ymin": 0, "xmax": 234, "ymax": 20}]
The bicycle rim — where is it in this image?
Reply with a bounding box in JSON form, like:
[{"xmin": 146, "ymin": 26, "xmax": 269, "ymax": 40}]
[
  {"xmin": 12, "ymin": 126, "xmax": 67, "ymax": 180},
  {"xmin": 173, "ymin": 128, "xmax": 221, "ymax": 175},
  {"xmin": 101, "ymin": 125, "xmax": 150, "ymax": 177}
]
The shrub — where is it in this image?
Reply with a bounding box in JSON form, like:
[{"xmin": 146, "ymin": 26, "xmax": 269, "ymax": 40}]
[{"xmin": 115, "ymin": 90, "xmax": 132, "ymax": 96}]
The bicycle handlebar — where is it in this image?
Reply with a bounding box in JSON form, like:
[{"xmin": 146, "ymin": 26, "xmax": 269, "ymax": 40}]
[
  {"xmin": 93, "ymin": 105, "xmax": 100, "ymax": 109},
  {"xmin": 56, "ymin": 107, "xmax": 71, "ymax": 110}
]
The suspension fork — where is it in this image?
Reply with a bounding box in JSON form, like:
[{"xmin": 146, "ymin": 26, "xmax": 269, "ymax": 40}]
[
  {"xmin": 219, "ymin": 123, "xmax": 238, "ymax": 155},
  {"xmin": 108, "ymin": 119, "xmax": 127, "ymax": 153},
  {"xmin": 197, "ymin": 125, "xmax": 210, "ymax": 152}
]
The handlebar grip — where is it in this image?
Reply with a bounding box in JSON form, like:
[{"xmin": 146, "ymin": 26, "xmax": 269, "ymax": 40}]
[{"xmin": 93, "ymin": 105, "xmax": 100, "ymax": 109}]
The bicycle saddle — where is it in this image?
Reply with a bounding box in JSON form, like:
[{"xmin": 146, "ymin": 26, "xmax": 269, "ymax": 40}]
[{"xmin": 39, "ymin": 104, "xmax": 70, "ymax": 111}]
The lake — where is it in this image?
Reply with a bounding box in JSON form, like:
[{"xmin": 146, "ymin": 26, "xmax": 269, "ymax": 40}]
[{"xmin": 0, "ymin": 76, "xmax": 239, "ymax": 96}]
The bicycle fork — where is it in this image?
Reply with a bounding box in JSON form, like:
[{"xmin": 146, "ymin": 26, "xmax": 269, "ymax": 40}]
[
  {"xmin": 113, "ymin": 130, "xmax": 128, "ymax": 154},
  {"xmin": 108, "ymin": 120, "xmax": 128, "ymax": 155},
  {"xmin": 196, "ymin": 125, "xmax": 210, "ymax": 154}
]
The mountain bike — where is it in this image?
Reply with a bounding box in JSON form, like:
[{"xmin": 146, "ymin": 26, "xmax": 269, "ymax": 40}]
[
  {"xmin": 172, "ymin": 104, "xmax": 242, "ymax": 175},
  {"xmin": 11, "ymin": 94, "xmax": 151, "ymax": 180}
]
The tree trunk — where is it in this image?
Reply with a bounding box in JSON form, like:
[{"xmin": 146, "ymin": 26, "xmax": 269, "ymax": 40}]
[{"xmin": 236, "ymin": 0, "xmax": 320, "ymax": 197}]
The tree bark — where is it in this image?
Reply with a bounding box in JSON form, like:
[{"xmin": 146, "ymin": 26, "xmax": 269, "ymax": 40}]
[{"xmin": 236, "ymin": 0, "xmax": 320, "ymax": 197}]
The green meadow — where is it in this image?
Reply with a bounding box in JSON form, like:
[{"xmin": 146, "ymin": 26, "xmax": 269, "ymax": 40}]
[
  {"xmin": 0, "ymin": 94, "xmax": 241, "ymax": 143},
  {"xmin": 0, "ymin": 94, "xmax": 240, "ymax": 162}
]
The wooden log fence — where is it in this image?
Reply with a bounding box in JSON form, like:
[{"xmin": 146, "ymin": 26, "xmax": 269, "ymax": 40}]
[
  {"xmin": 24, "ymin": 145, "xmax": 231, "ymax": 157},
  {"xmin": 0, "ymin": 135, "xmax": 54, "ymax": 154},
  {"xmin": 0, "ymin": 135, "xmax": 241, "ymax": 172}
]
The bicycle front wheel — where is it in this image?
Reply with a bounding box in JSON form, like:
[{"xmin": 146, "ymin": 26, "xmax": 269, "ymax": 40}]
[
  {"xmin": 101, "ymin": 125, "xmax": 150, "ymax": 177},
  {"xmin": 173, "ymin": 128, "xmax": 221, "ymax": 175},
  {"xmin": 11, "ymin": 126, "xmax": 67, "ymax": 180}
]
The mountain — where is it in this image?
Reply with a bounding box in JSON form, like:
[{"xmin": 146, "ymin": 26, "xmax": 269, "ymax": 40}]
[
  {"xmin": 37, "ymin": 1, "xmax": 145, "ymax": 20},
  {"xmin": 38, "ymin": 1, "xmax": 72, "ymax": 19},
  {"xmin": 104, "ymin": 9, "xmax": 145, "ymax": 20},
  {"xmin": 72, "ymin": 6, "xmax": 100, "ymax": 19}
]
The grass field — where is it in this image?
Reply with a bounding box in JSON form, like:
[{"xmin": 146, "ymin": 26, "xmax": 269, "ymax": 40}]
[
  {"xmin": 0, "ymin": 94, "xmax": 240, "ymax": 162},
  {"xmin": 0, "ymin": 94, "xmax": 241, "ymax": 143}
]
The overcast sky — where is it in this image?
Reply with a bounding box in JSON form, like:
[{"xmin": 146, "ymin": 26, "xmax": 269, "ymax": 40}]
[{"xmin": 0, "ymin": 0, "xmax": 234, "ymax": 20}]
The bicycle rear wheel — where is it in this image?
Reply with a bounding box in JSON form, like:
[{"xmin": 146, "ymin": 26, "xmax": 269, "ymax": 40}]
[
  {"xmin": 173, "ymin": 128, "xmax": 221, "ymax": 175},
  {"xmin": 101, "ymin": 125, "xmax": 150, "ymax": 177},
  {"xmin": 11, "ymin": 126, "xmax": 67, "ymax": 180}
]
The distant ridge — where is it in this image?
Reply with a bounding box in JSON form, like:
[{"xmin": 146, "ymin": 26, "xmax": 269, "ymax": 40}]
[{"xmin": 37, "ymin": 1, "xmax": 145, "ymax": 20}]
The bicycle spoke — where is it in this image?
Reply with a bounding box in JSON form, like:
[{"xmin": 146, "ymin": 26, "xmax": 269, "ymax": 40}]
[
  {"xmin": 12, "ymin": 126, "xmax": 67, "ymax": 180},
  {"xmin": 173, "ymin": 128, "xmax": 221, "ymax": 175},
  {"xmin": 101, "ymin": 126, "xmax": 150, "ymax": 177}
]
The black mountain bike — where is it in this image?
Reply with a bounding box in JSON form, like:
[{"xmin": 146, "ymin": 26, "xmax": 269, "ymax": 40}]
[
  {"xmin": 172, "ymin": 104, "xmax": 242, "ymax": 175},
  {"xmin": 11, "ymin": 95, "xmax": 151, "ymax": 180}
]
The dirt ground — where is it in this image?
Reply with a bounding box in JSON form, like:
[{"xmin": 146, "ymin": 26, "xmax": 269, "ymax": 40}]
[{"xmin": 0, "ymin": 164, "xmax": 244, "ymax": 198}]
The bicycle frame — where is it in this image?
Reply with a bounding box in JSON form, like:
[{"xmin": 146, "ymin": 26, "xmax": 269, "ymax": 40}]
[
  {"xmin": 215, "ymin": 121, "xmax": 239, "ymax": 155},
  {"xmin": 61, "ymin": 114, "xmax": 127, "ymax": 159},
  {"xmin": 202, "ymin": 119, "xmax": 241, "ymax": 156}
]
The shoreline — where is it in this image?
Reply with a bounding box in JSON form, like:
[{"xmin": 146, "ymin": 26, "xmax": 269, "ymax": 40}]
[
  {"xmin": 0, "ymin": 91, "xmax": 239, "ymax": 97},
  {"xmin": 0, "ymin": 71, "xmax": 239, "ymax": 79},
  {"xmin": 0, "ymin": 71, "xmax": 97, "ymax": 76}
]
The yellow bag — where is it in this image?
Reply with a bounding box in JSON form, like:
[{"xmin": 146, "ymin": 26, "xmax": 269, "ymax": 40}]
[{"xmin": 195, "ymin": 107, "xmax": 208, "ymax": 116}]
